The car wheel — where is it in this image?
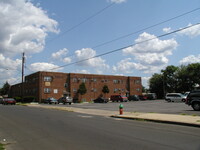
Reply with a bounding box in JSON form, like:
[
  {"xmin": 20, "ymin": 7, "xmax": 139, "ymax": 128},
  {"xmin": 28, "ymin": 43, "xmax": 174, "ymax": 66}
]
[
  {"xmin": 192, "ymin": 102, "xmax": 200, "ymax": 111},
  {"xmin": 167, "ymin": 99, "xmax": 171, "ymax": 102},
  {"xmin": 182, "ymin": 99, "xmax": 186, "ymax": 102},
  {"xmin": 69, "ymin": 102, "xmax": 71, "ymax": 105}
]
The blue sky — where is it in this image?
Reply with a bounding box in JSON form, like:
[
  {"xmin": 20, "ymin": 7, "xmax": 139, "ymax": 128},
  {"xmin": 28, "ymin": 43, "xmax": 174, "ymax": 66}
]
[{"xmin": 0, "ymin": 0, "xmax": 200, "ymax": 88}]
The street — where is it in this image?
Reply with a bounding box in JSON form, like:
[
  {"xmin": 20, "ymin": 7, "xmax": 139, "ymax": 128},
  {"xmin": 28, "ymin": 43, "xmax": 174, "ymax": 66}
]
[{"xmin": 0, "ymin": 105, "xmax": 200, "ymax": 150}]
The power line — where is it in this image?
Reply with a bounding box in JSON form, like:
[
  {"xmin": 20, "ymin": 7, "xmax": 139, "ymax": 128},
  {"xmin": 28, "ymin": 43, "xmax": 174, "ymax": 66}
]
[
  {"xmin": 92, "ymin": 7, "xmax": 200, "ymax": 49},
  {"xmin": 64, "ymin": 7, "xmax": 200, "ymax": 58},
  {"xmin": 49, "ymin": 22, "xmax": 200, "ymax": 71},
  {"xmin": 47, "ymin": 3, "xmax": 115, "ymax": 43}
]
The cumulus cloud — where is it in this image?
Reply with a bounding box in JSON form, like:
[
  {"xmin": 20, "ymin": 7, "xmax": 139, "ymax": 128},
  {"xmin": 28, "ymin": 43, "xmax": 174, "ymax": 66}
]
[
  {"xmin": 0, "ymin": 54, "xmax": 21, "ymax": 85},
  {"xmin": 29, "ymin": 62, "xmax": 62, "ymax": 72},
  {"xmin": 51, "ymin": 48, "xmax": 71, "ymax": 63},
  {"xmin": 0, "ymin": 0, "xmax": 59, "ymax": 56},
  {"xmin": 142, "ymin": 76, "xmax": 151, "ymax": 88},
  {"xmin": 74, "ymin": 69, "xmax": 90, "ymax": 74},
  {"xmin": 75, "ymin": 48, "xmax": 109, "ymax": 70},
  {"xmin": 108, "ymin": 0, "xmax": 126, "ymax": 4},
  {"xmin": 118, "ymin": 32, "xmax": 178, "ymax": 73},
  {"xmin": 179, "ymin": 23, "xmax": 200, "ymax": 38},
  {"xmin": 179, "ymin": 54, "xmax": 200, "ymax": 65},
  {"xmin": 163, "ymin": 27, "xmax": 172, "ymax": 33},
  {"xmin": 112, "ymin": 58, "xmax": 147, "ymax": 73}
]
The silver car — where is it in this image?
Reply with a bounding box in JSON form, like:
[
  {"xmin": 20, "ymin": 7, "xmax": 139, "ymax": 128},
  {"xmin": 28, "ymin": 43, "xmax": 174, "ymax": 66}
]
[{"xmin": 165, "ymin": 93, "xmax": 186, "ymax": 102}]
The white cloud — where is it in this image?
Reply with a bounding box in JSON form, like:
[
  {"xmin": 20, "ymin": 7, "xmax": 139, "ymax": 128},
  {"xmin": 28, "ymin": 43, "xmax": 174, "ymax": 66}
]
[
  {"xmin": 52, "ymin": 48, "xmax": 68, "ymax": 59},
  {"xmin": 75, "ymin": 48, "xmax": 109, "ymax": 70},
  {"xmin": 29, "ymin": 62, "xmax": 62, "ymax": 72},
  {"xmin": 179, "ymin": 54, "xmax": 200, "ymax": 65},
  {"xmin": 51, "ymin": 48, "xmax": 71, "ymax": 63},
  {"xmin": 0, "ymin": 0, "xmax": 59, "ymax": 56},
  {"xmin": 179, "ymin": 23, "xmax": 200, "ymax": 38},
  {"xmin": 113, "ymin": 58, "xmax": 147, "ymax": 73},
  {"xmin": 163, "ymin": 27, "xmax": 172, "ymax": 33},
  {"xmin": 74, "ymin": 69, "xmax": 90, "ymax": 74},
  {"xmin": 0, "ymin": 54, "xmax": 21, "ymax": 85},
  {"xmin": 120, "ymin": 32, "xmax": 178, "ymax": 73},
  {"xmin": 142, "ymin": 76, "xmax": 151, "ymax": 88},
  {"xmin": 108, "ymin": 0, "xmax": 126, "ymax": 4}
]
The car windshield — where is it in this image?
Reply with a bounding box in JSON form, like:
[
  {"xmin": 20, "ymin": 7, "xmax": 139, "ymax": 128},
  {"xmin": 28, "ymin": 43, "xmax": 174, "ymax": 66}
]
[{"xmin": 6, "ymin": 98, "xmax": 14, "ymax": 101}]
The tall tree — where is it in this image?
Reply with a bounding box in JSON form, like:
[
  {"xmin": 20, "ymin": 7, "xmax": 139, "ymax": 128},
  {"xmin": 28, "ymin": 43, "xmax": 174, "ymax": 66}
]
[
  {"xmin": 149, "ymin": 73, "xmax": 164, "ymax": 98},
  {"xmin": 102, "ymin": 85, "xmax": 109, "ymax": 97},
  {"xmin": 161, "ymin": 65, "xmax": 178, "ymax": 93},
  {"xmin": 0, "ymin": 82, "xmax": 10, "ymax": 95},
  {"xmin": 78, "ymin": 83, "xmax": 87, "ymax": 102}
]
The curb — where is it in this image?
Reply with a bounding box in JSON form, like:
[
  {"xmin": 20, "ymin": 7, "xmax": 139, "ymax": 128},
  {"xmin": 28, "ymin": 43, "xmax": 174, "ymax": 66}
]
[{"xmin": 111, "ymin": 115, "xmax": 200, "ymax": 128}]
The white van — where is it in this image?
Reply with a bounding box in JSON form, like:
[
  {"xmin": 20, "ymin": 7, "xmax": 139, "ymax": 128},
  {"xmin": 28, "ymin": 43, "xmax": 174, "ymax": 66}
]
[{"xmin": 165, "ymin": 93, "xmax": 186, "ymax": 102}]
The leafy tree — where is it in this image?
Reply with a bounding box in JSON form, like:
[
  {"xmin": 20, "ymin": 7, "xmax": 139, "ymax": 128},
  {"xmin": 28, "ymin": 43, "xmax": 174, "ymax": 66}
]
[
  {"xmin": 78, "ymin": 83, "xmax": 87, "ymax": 102},
  {"xmin": 161, "ymin": 65, "xmax": 178, "ymax": 93},
  {"xmin": 0, "ymin": 82, "xmax": 10, "ymax": 95},
  {"xmin": 149, "ymin": 73, "xmax": 164, "ymax": 98},
  {"xmin": 102, "ymin": 85, "xmax": 109, "ymax": 97}
]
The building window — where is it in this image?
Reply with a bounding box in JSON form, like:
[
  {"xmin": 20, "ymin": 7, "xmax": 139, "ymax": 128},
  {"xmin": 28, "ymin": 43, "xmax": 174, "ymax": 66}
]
[
  {"xmin": 82, "ymin": 78, "xmax": 87, "ymax": 83},
  {"xmin": 114, "ymin": 88, "xmax": 118, "ymax": 92},
  {"xmin": 73, "ymin": 78, "xmax": 77, "ymax": 82},
  {"xmin": 44, "ymin": 76, "xmax": 52, "ymax": 82},
  {"xmin": 113, "ymin": 80, "xmax": 118, "ymax": 84},
  {"xmin": 136, "ymin": 88, "xmax": 140, "ymax": 91},
  {"xmin": 134, "ymin": 80, "xmax": 140, "ymax": 84},
  {"xmin": 73, "ymin": 88, "xmax": 77, "ymax": 93},
  {"xmin": 91, "ymin": 88, "xmax": 97, "ymax": 92},
  {"xmin": 64, "ymin": 83, "xmax": 68, "ymax": 87},
  {"xmin": 44, "ymin": 88, "xmax": 51, "ymax": 93}
]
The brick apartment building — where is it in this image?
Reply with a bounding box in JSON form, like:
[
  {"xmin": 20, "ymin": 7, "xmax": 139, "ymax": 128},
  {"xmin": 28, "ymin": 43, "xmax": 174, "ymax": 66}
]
[{"xmin": 10, "ymin": 71, "xmax": 142, "ymax": 103}]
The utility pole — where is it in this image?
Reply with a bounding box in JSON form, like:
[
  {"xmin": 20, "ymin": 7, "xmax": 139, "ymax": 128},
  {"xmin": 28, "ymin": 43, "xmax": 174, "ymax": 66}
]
[{"xmin": 21, "ymin": 52, "xmax": 25, "ymax": 102}]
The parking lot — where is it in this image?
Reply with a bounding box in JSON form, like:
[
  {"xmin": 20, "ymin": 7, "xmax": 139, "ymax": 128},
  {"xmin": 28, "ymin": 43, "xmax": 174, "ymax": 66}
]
[{"xmin": 64, "ymin": 99, "xmax": 200, "ymax": 116}]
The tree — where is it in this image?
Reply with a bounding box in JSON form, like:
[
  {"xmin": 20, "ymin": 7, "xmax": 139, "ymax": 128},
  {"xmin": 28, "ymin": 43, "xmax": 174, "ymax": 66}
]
[
  {"xmin": 78, "ymin": 83, "xmax": 87, "ymax": 102},
  {"xmin": 149, "ymin": 73, "xmax": 163, "ymax": 98},
  {"xmin": 0, "ymin": 82, "xmax": 10, "ymax": 96},
  {"xmin": 102, "ymin": 85, "xmax": 109, "ymax": 97},
  {"xmin": 161, "ymin": 65, "xmax": 178, "ymax": 93}
]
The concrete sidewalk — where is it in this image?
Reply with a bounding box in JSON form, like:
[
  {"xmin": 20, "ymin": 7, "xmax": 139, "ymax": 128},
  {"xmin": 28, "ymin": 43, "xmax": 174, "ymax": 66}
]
[{"xmin": 28, "ymin": 104, "xmax": 200, "ymax": 127}]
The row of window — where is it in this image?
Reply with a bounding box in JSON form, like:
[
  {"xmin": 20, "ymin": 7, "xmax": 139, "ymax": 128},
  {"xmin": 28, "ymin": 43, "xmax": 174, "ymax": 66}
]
[
  {"xmin": 44, "ymin": 88, "xmax": 141, "ymax": 94},
  {"xmin": 43, "ymin": 76, "xmax": 141, "ymax": 84}
]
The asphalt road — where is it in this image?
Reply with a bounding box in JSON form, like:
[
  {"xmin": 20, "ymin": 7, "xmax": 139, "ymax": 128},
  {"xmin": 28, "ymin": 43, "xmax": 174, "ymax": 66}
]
[
  {"xmin": 69, "ymin": 99, "xmax": 200, "ymax": 116},
  {"xmin": 0, "ymin": 105, "xmax": 200, "ymax": 150}
]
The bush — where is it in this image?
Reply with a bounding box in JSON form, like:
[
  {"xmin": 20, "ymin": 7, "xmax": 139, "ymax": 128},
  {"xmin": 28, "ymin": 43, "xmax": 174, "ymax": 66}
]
[
  {"xmin": 14, "ymin": 96, "xmax": 22, "ymax": 102},
  {"xmin": 23, "ymin": 96, "xmax": 37, "ymax": 103}
]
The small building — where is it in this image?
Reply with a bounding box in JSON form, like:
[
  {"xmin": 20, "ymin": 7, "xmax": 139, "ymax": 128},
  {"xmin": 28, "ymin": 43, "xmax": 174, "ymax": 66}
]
[{"xmin": 9, "ymin": 71, "xmax": 142, "ymax": 103}]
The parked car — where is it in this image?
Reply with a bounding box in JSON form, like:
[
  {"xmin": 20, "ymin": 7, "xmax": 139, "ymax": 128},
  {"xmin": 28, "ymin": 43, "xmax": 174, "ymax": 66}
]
[
  {"xmin": 44, "ymin": 97, "xmax": 58, "ymax": 104},
  {"xmin": 0, "ymin": 98, "xmax": 3, "ymax": 104},
  {"xmin": 165, "ymin": 93, "xmax": 186, "ymax": 102},
  {"xmin": 58, "ymin": 96, "xmax": 72, "ymax": 105},
  {"xmin": 185, "ymin": 90, "xmax": 200, "ymax": 111},
  {"xmin": 2, "ymin": 98, "xmax": 16, "ymax": 105},
  {"xmin": 128, "ymin": 95, "xmax": 139, "ymax": 101},
  {"xmin": 138, "ymin": 95, "xmax": 147, "ymax": 100},
  {"xmin": 93, "ymin": 97, "xmax": 108, "ymax": 103},
  {"xmin": 145, "ymin": 93, "xmax": 157, "ymax": 100},
  {"xmin": 110, "ymin": 95, "xmax": 128, "ymax": 102}
]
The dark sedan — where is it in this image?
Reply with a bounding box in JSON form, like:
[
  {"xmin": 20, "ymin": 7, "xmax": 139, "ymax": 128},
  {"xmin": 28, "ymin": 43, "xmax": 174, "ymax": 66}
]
[
  {"xmin": 93, "ymin": 97, "xmax": 108, "ymax": 103},
  {"xmin": 44, "ymin": 97, "xmax": 58, "ymax": 104},
  {"xmin": 128, "ymin": 95, "xmax": 140, "ymax": 101}
]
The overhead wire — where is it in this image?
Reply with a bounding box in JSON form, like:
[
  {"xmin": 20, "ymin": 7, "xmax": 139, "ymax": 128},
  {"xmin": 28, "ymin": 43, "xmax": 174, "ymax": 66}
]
[
  {"xmin": 48, "ymin": 22, "xmax": 200, "ymax": 71},
  {"xmin": 64, "ymin": 7, "xmax": 200, "ymax": 58},
  {"xmin": 47, "ymin": 3, "xmax": 115, "ymax": 43}
]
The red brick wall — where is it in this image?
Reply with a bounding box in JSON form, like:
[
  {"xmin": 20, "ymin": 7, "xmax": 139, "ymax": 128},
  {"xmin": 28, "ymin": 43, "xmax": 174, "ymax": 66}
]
[{"xmin": 10, "ymin": 71, "xmax": 142, "ymax": 103}]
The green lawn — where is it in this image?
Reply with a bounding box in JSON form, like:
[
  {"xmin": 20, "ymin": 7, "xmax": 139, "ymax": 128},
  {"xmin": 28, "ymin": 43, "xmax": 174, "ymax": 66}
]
[{"xmin": 0, "ymin": 143, "xmax": 5, "ymax": 150}]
